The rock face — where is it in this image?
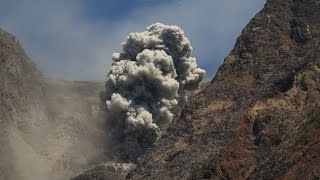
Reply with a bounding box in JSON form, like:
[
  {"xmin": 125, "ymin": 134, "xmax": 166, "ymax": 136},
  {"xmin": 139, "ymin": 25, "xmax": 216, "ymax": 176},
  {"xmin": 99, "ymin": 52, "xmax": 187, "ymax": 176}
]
[
  {"xmin": 0, "ymin": 28, "xmax": 45, "ymax": 180},
  {"xmin": 0, "ymin": 28, "xmax": 111, "ymax": 180},
  {"xmin": 127, "ymin": 0, "xmax": 320, "ymax": 179},
  {"xmin": 72, "ymin": 163, "xmax": 135, "ymax": 180}
]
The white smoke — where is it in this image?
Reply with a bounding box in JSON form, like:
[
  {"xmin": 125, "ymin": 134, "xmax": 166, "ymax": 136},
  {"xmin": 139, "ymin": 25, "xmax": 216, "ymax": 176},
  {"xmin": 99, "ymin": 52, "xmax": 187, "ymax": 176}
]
[{"xmin": 105, "ymin": 23, "xmax": 205, "ymax": 161}]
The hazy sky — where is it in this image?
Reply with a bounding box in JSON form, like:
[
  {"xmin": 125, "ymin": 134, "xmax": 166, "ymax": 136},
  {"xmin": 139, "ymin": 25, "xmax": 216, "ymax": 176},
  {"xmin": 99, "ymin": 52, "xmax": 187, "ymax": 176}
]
[{"xmin": 0, "ymin": 0, "xmax": 265, "ymax": 80}]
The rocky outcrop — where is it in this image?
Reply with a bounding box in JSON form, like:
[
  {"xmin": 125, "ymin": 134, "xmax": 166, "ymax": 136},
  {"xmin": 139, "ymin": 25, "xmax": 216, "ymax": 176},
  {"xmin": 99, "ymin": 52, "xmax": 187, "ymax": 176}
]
[
  {"xmin": 72, "ymin": 163, "xmax": 135, "ymax": 180},
  {"xmin": 127, "ymin": 0, "xmax": 320, "ymax": 179}
]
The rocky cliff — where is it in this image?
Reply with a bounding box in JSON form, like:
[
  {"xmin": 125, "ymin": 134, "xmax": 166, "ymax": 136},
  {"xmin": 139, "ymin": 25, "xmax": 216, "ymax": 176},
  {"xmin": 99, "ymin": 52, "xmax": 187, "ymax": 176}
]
[
  {"xmin": 127, "ymin": 0, "xmax": 320, "ymax": 179},
  {"xmin": 74, "ymin": 0, "xmax": 320, "ymax": 179}
]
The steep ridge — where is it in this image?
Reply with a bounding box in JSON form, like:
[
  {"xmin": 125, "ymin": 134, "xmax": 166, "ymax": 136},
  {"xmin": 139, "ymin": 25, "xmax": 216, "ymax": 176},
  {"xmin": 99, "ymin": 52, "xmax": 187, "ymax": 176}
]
[
  {"xmin": 127, "ymin": 0, "xmax": 320, "ymax": 179},
  {"xmin": 0, "ymin": 28, "xmax": 45, "ymax": 180},
  {"xmin": 0, "ymin": 28, "xmax": 111, "ymax": 180}
]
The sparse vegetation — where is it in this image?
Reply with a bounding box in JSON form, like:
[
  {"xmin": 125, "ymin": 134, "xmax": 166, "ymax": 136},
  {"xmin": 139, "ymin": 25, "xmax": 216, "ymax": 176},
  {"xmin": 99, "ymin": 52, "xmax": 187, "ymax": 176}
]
[
  {"xmin": 309, "ymin": 106, "xmax": 320, "ymax": 129},
  {"xmin": 295, "ymin": 127, "xmax": 309, "ymax": 145},
  {"xmin": 295, "ymin": 106, "xmax": 320, "ymax": 145},
  {"xmin": 312, "ymin": 174, "xmax": 320, "ymax": 180}
]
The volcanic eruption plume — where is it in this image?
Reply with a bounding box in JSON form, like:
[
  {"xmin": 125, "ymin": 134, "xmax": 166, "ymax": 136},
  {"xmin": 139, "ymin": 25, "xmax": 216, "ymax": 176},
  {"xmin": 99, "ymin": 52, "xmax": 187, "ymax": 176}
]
[{"xmin": 105, "ymin": 23, "xmax": 205, "ymax": 161}]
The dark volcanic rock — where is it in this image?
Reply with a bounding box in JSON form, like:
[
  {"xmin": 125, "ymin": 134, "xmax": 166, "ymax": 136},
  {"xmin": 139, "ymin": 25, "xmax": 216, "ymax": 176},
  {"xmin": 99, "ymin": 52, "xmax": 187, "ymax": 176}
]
[
  {"xmin": 127, "ymin": 0, "xmax": 320, "ymax": 179},
  {"xmin": 72, "ymin": 163, "xmax": 135, "ymax": 180}
]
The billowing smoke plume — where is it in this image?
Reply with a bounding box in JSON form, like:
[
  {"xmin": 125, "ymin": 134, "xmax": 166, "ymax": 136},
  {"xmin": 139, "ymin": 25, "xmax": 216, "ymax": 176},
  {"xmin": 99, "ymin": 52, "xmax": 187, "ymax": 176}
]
[{"xmin": 105, "ymin": 23, "xmax": 205, "ymax": 161}]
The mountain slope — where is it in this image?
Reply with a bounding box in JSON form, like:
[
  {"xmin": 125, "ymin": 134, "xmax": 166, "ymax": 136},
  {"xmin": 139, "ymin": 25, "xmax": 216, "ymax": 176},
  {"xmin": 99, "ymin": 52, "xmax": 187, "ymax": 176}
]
[
  {"xmin": 127, "ymin": 0, "xmax": 320, "ymax": 179},
  {"xmin": 0, "ymin": 29, "xmax": 111, "ymax": 180},
  {"xmin": 0, "ymin": 28, "xmax": 45, "ymax": 180}
]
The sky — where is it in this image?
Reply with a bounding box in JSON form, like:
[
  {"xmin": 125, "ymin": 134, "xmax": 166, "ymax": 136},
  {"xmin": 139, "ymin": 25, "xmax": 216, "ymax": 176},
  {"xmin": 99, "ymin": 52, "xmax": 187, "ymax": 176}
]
[{"xmin": 0, "ymin": 0, "xmax": 266, "ymax": 80}]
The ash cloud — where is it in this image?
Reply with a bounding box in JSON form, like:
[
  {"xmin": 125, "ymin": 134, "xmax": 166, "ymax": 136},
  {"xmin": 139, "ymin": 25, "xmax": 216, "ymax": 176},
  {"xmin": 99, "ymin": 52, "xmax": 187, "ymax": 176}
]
[{"xmin": 105, "ymin": 23, "xmax": 205, "ymax": 161}]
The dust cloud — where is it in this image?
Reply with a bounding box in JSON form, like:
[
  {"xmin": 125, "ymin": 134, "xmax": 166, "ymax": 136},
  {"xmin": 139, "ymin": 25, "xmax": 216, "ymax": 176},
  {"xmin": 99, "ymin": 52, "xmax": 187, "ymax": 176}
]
[{"xmin": 3, "ymin": 80, "xmax": 111, "ymax": 180}]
